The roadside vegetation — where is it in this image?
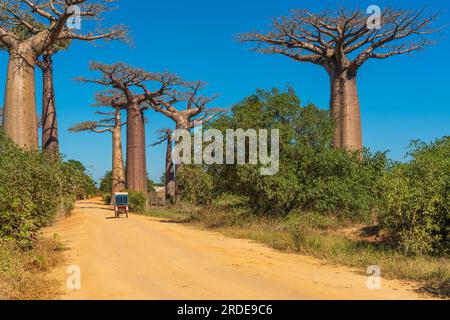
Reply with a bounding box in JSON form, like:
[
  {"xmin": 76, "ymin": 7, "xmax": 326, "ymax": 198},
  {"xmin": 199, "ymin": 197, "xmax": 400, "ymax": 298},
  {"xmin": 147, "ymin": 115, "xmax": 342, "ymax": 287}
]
[
  {"xmin": 143, "ymin": 88, "xmax": 449, "ymax": 297},
  {"xmin": 0, "ymin": 238, "xmax": 65, "ymax": 300},
  {"xmin": 0, "ymin": 132, "xmax": 97, "ymax": 299}
]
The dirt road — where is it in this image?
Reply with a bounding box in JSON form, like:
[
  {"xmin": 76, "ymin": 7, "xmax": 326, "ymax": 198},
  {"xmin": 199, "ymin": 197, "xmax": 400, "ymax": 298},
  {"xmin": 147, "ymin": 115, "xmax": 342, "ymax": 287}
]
[{"xmin": 44, "ymin": 199, "xmax": 428, "ymax": 300}]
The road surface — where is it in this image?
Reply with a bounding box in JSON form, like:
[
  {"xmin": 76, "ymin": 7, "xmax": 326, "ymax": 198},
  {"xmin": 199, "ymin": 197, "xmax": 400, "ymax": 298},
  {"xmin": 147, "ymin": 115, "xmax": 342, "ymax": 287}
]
[{"xmin": 44, "ymin": 199, "xmax": 428, "ymax": 300}]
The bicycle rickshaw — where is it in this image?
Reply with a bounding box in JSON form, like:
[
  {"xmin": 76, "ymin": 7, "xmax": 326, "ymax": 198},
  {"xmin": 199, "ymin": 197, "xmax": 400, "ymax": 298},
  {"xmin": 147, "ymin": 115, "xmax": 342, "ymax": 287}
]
[{"xmin": 114, "ymin": 192, "xmax": 129, "ymax": 219}]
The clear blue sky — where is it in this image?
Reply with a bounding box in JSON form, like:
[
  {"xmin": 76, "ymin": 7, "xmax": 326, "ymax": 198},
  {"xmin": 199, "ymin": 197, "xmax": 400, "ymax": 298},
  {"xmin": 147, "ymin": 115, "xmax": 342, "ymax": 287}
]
[{"xmin": 0, "ymin": 0, "xmax": 449, "ymax": 183}]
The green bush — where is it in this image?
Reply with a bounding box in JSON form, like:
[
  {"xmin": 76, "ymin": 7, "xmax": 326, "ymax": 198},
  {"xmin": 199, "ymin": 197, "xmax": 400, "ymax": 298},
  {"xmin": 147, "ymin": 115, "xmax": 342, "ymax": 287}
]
[
  {"xmin": 287, "ymin": 210, "xmax": 339, "ymax": 230},
  {"xmin": 99, "ymin": 171, "xmax": 113, "ymax": 194},
  {"xmin": 60, "ymin": 160, "xmax": 97, "ymax": 200},
  {"xmin": 214, "ymin": 193, "xmax": 250, "ymax": 210},
  {"xmin": 203, "ymin": 88, "xmax": 387, "ymax": 221},
  {"xmin": 0, "ymin": 132, "xmax": 97, "ymax": 246},
  {"xmin": 103, "ymin": 193, "xmax": 112, "ymax": 205},
  {"xmin": 128, "ymin": 191, "xmax": 147, "ymax": 213},
  {"xmin": 177, "ymin": 165, "xmax": 214, "ymax": 205},
  {"xmin": 381, "ymin": 137, "xmax": 450, "ymax": 256},
  {"xmin": 61, "ymin": 194, "xmax": 76, "ymax": 217}
]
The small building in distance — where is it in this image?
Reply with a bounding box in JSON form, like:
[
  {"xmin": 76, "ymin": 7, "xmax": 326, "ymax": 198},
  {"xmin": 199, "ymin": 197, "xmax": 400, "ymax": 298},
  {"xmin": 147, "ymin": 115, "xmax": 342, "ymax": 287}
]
[
  {"xmin": 154, "ymin": 187, "xmax": 166, "ymax": 201},
  {"xmin": 149, "ymin": 186, "xmax": 166, "ymax": 208}
]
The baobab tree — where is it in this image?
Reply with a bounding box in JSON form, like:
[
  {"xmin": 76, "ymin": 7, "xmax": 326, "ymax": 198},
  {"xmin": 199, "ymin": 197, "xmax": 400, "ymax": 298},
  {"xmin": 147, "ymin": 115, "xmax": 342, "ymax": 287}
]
[
  {"xmin": 69, "ymin": 91, "xmax": 126, "ymax": 200},
  {"xmin": 151, "ymin": 129, "xmax": 176, "ymax": 201},
  {"xmin": 0, "ymin": 22, "xmax": 70, "ymax": 157},
  {"xmin": 240, "ymin": 8, "xmax": 439, "ymax": 152},
  {"xmin": 77, "ymin": 62, "xmax": 180, "ymax": 196},
  {"xmin": 0, "ymin": 0, "xmax": 126, "ymax": 149},
  {"xmin": 36, "ymin": 41, "xmax": 70, "ymax": 159},
  {"xmin": 151, "ymin": 82, "xmax": 223, "ymax": 201},
  {"xmin": 152, "ymin": 82, "xmax": 221, "ymax": 131}
]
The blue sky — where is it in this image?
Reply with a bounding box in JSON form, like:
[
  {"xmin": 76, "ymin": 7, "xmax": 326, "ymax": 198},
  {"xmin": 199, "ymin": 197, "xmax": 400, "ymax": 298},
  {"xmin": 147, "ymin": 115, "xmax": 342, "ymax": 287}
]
[{"xmin": 0, "ymin": 0, "xmax": 449, "ymax": 183}]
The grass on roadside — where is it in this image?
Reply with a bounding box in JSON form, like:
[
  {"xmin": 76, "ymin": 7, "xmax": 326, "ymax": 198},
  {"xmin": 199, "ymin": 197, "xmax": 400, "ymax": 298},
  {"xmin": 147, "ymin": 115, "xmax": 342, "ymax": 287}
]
[
  {"xmin": 144, "ymin": 206, "xmax": 450, "ymax": 298},
  {"xmin": 0, "ymin": 237, "xmax": 65, "ymax": 300}
]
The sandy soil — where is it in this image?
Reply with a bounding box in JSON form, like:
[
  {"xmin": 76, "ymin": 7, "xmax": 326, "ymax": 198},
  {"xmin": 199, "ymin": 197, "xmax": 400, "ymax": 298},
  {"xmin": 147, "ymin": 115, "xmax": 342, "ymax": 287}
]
[{"xmin": 44, "ymin": 199, "xmax": 430, "ymax": 300}]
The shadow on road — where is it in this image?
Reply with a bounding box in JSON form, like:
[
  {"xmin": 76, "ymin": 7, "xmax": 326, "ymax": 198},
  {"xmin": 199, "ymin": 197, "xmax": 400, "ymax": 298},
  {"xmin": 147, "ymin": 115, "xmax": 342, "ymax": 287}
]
[
  {"xmin": 78, "ymin": 207, "xmax": 114, "ymax": 212},
  {"xmin": 156, "ymin": 219, "xmax": 190, "ymax": 224}
]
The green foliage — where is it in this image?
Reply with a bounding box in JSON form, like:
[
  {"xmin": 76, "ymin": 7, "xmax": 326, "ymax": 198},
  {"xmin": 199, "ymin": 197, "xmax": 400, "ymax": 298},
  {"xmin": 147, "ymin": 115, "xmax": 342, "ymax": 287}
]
[
  {"xmin": 60, "ymin": 160, "xmax": 97, "ymax": 200},
  {"xmin": 103, "ymin": 193, "xmax": 112, "ymax": 205},
  {"xmin": 381, "ymin": 137, "xmax": 450, "ymax": 256},
  {"xmin": 99, "ymin": 171, "xmax": 113, "ymax": 194},
  {"xmin": 201, "ymin": 88, "xmax": 387, "ymax": 220},
  {"xmin": 214, "ymin": 193, "xmax": 250, "ymax": 211},
  {"xmin": 177, "ymin": 165, "xmax": 214, "ymax": 205},
  {"xmin": 0, "ymin": 132, "xmax": 96, "ymax": 246},
  {"xmin": 128, "ymin": 192, "xmax": 147, "ymax": 213},
  {"xmin": 287, "ymin": 210, "xmax": 339, "ymax": 231}
]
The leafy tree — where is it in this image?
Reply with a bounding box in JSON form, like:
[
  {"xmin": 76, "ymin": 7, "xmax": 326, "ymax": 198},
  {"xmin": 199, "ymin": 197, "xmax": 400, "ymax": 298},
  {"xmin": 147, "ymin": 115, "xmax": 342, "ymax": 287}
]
[
  {"xmin": 177, "ymin": 165, "xmax": 214, "ymax": 206},
  {"xmin": 60, "ymin": 160, "xmax": 97, "ymax": 199},
  {"xmin": 381, "ymin": 137, "xmax": 449, "ymax": 256},
  {"xmin": 0, "ymin": 132, "xmax": 96, "ymax": 246},
  {"xmin": 99, "ymin": 171, "xmax": 113, "ymax": 194},
  {"xmin": 184, "ymin": 88, "xmax": 388, "ymax": 220}
]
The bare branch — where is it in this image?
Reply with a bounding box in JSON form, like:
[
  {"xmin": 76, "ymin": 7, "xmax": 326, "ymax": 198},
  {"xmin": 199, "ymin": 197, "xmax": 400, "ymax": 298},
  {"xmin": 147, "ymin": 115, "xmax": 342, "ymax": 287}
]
[
  {"xmin": 240, "ymin": 7, "xmax": 441, "ymax": 74},
  {"xmin": 0, "ymin": 0, "xmax": 128, "ymax": 55},
  {"xmin": 69, "ymin": 121, "xmax": 113, "ymax": 134}
]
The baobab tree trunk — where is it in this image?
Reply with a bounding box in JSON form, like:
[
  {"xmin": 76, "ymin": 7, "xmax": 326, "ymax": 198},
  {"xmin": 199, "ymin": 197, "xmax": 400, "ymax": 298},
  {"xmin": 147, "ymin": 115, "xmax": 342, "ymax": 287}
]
[
  {"xmin": 111, "ymin": 110, "xmax": 126, "ymax": 203},
  {"xmin": 173, "ymin": 121, "xmax": 190, "ymax": 204},
  {"xmin": 2, "ymin": 45, "xmax": 38, "ymax": 150},
  {"xmin": 165, "ymin": 134, "xmax": 176, "ymax": 201},
  {"xmin": 126, "ymin": 106, "xmax": 148, "ymax": 196},
  {"xmin": 329, "ymin": 72, "xmax": 363, "ymax": 153},
  {"xmin": 40, "ymin": 54, "xmax": 60, "ymax": 159}
]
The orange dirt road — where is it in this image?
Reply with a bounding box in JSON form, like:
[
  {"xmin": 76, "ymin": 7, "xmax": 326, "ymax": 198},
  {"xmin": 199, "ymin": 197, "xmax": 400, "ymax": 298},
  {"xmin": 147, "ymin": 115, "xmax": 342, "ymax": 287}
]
[{"xmin": 44, "ymin": 199, "xmax": 429, "ymax": 300}]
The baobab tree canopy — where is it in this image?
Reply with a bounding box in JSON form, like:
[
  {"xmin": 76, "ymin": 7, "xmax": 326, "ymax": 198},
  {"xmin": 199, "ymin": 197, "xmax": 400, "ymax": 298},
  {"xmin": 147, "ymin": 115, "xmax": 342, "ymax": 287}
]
[
  {"xmin": 153, "ymin": 81, "xmax": 223, "ymax": 130},
  {"xmin": 0, "ymin": 0, "xmax": 127, "ymax": 149},
  {"xmin": 240, "ymin": 8, "xmax": 439, "ymax": 152}
]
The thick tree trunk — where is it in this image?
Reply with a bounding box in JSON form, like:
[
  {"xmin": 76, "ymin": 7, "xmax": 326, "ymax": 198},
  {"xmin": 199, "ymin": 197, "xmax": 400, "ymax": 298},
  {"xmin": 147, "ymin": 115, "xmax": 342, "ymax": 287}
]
[
  {"xmin": 329, "ymin": 72, "xmax": 363, "ymax": 153},
  {"xmin": 173, "ymin": 121, "xmax": 190, "ymax": 203},
  {"xmin": 2, "ymin": 45, "xmax": 38, "ymax": 149},
  {"xmin": 165, "ymin": 134, "xmax": 176, "ymax": 201},
  {"xmin": 111, "ymin": 110, "xmax": 126, "ymax": 203},
  {"xmin": 40, "ymin": 54, "xmax": 60, "ymax": 159},
  {"xmin": 126, "ymin": 105, "xmax": 148, "ymax": 196}
]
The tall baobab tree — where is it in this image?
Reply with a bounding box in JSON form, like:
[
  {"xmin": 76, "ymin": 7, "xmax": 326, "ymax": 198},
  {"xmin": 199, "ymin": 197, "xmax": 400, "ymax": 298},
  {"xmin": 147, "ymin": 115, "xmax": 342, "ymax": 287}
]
[
  {"xmin": 0, "ymin": 21, "xmax": 70, "ymax": 158},
  {"xmin": 151, "ymin": 129, "xmax": 176, "ymax": 201},
  {"xmin": 151, "ymin": 82, "xmax": 223, "ymax": 201},
  {"xmin": 0, "ymin": 0, "xmax": 126, "ymax": 149},
  {"xmin": 69, "ymin": 91, "xmax": 126, "ymax": 200},
  {"xmin": 77, "ymin": 62, "xmax": 180, "ymax": 196},
  {"xmin": 240, "ymin": 8, "xmax": 439, "ymax": 152},
  {"xmin": 36, "ymin": 41, "xmax": 70, "ymax": 159}
]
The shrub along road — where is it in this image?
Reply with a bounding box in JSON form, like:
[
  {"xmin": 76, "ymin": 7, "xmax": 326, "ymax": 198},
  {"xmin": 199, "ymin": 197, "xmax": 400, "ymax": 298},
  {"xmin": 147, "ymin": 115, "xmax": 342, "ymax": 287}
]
[{"xmin": 44, "ymin": 199, "xmax": 430, "ymax": 300}]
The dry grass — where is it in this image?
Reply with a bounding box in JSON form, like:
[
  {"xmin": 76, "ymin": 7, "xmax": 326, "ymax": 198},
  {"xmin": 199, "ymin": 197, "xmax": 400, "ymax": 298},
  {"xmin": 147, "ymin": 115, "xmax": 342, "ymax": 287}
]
[
  {"xmin": 0, "ymin": 238, "xmax": 65, "ymax": 300},
  {"xmin": 145, "ymin": 206, "xmax": 450, "ymax": 298}
]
